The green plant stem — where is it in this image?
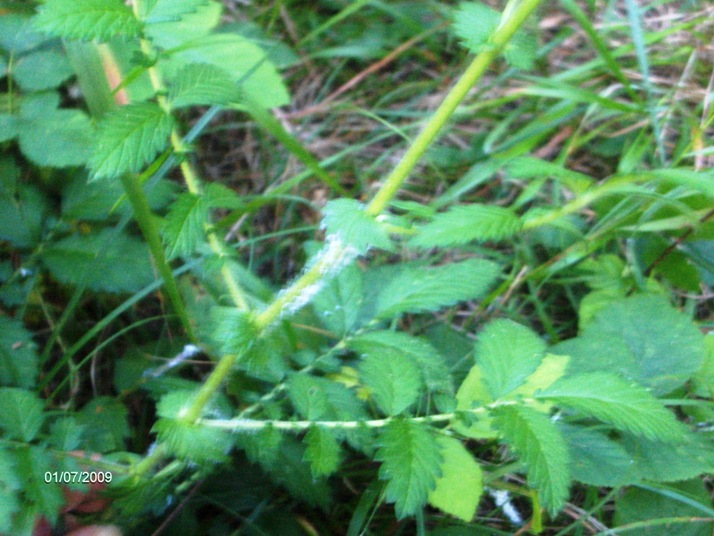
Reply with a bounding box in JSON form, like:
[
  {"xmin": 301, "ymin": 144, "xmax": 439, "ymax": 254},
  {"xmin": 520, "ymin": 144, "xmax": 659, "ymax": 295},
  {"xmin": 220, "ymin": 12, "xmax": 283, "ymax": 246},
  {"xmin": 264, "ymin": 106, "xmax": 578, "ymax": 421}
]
[
  {"xmin": 120, "ymin": 174, "xmax": 196, "ymax": 342},
  {"xmin": 365, "ymin": 0, "xmax": 544, "ymax": 216}
]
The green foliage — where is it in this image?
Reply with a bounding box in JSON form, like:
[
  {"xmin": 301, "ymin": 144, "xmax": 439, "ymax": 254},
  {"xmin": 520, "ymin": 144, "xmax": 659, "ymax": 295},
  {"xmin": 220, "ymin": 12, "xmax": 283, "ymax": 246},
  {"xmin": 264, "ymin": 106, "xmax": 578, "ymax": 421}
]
[
  {"xmin": 312, "ymin": 262, "xmax": 364, "ymax": 335},
  {"xmin": 167, "ymin": 63, "xmax": 242, "ymax": 109},
  {"xmin": 322, "ymin": 199, "xmax": 393, "ymax": 254},
  {"xmin": 537, "ymin": 373, "xmax": 686, "ymax": 442},
  {"xmin": 375, "ymin": 259, "xmax": 500, "ymax": 318},
  {"xmin": 34, "ymin": 0, "xmax": 142, "ymax": 41},
  {"xmin": 376, "ymin": 420, "xmax": 443, "ymax": 519},
  {"xmin": 411, "ymin": 204, "xmax": 521, "ymax": 249},
  {"xmin": 0, "ymin": 388, "xmax": 44, "ymax": 441},
  {"xmin": 0, "ymin": 317, "xmax": 38, "ymax": 388},
  {"xmin": 304, "ymin": 426, "xmax": 342, "ymax": 477},
  {"xmin": 359, "ymin": 348, "xmax": 421, "ymax": 416},
  {"xmin": 210, "ymin": 307, "xmax": 256, "ymax": 355},
  {"xmin": 493, "ymin": 404, "xmax": 570, "ymax": 514},
  {"xmin": 138, "ymin": 0, "xmax": 209, "ymax": 24},
  {"xmin": 89, "ymin": 102, "xmax": 174, "ymax": 180}
]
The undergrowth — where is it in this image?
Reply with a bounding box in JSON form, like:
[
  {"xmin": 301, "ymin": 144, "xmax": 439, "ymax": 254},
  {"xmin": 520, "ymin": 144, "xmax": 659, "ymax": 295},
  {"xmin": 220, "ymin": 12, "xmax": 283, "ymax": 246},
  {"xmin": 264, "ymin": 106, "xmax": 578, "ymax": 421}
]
[{"xmin": 0, "ymin": 0, "xmax": 713, "ymax": 534}]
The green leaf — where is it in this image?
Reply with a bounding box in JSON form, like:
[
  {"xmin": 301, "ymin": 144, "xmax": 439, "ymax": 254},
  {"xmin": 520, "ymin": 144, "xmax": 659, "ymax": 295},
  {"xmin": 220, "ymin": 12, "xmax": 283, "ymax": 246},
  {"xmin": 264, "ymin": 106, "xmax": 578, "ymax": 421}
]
[
  {"xmin": 376, "ymin": 420, "xmax": 443, "ymax": 519},
  {"xmin": 0, "ymin": 114, "xmax": 19, "ymax": 143},
  {"xmin": 15, "ymin": 446, "xmax": 64, "ymax": 524},
  {"xmin": 0, "ymin": 14, "xmax": 52, "ymax": 54},
  {"xmin": 0, "ymin": 388, "xmax": 44, "ymax": 441},
  {"xmin": 0, "ymin": 450, "xmax": 21, "ymax": 534},
  {"xmin": 411, "ymin": 204, "xmax": 521, "ymax": 249},
  {"xmin": 312, "ymin": 262, "xmax": 364, "ymax": 335},
  {"xmin": 155, "ymin": 418, "xmax": 231, "ymax": 463},
  {"xmin": 452, "ymin": 2, "xmax": 499, "ymax": 53},
  {"xmin": 454, "ymin": 364, "xmax": 497, "ymax": 439},
  {"xmin": 288, "ymin": 374, "xmax": 367, "ymax": 422},
  {"xmin": 560, "ymin": 424, "xmax": 637, "ymax": 487},
  {"xmin": 0, "ymin": 316, "xmax": 39, "ymax": 389},
  {"xmin": 536, "ymin": 373, "xmax": 686, "ymax": 442},
  {"xmin": 41, "ymin": 229, "xmax": 155, "ymax": 293},
  {"xmin": 322, "ymin": 199, "xmax": 393, "ymax": 254},
  {"xmin": 210, "ymin": 307, "xmax": 256, "ymax": 355},
  {"xmin": 167, "ymin": 63, "xmax": 241, "ymax": 109},
  {"xmin": 553, "ymin": 294, "xmax": 706, "ymax": 395},
  {"xmin": 622, "ymin": 433, "xmax": 714, "ymax": 483},
  {"xmin": 75, "ymin": 397, "xmax": 129, "ymax": 452},
  {"xmin": 375, "ymin": 259, "xmax": 500, "ymax": 318},
  {"xmin": 615, "ymin": 480, "xmax": 714, "ymax": 536},
  {"xmin": 144, "ymin": 1, "xmax": 222, "ymax": 48},
  {"xmin": 428, "ymin": 436, "xmax": 483, "ymax": 521},
  {"xmin": 493, "ymin": 404, "xmax": 570, "ymax": 514},
  {"xmin": 161, "ymin": 33, "xmax": 290, "ymax": 108},
  {"xmin": 360, "ymin": 348, "xmax": 421, "ymax": 416},
  {"xmin": 47, "ymin": 417, "xmax": 84, "ymax": 451},
  {"xmin": 139, "ymin": 0, "xmax": 208, "ymax": 23},
  {"xmin": 304, "ymin": 426, "xmax": 341, "ymax": 477},
  {"xmin": 12, "ymin": 48, "xmax": 73, "ymax": 91},
  {"xmin": 163, "ymin": 192, "xmax": 208, "ymax": 259},
  {"xmin": 476, "ymin": 319, "xmax": 545, "ymax": 399},
  {"xmin": 19, "ymin": 109, "xmax": 94, "ymax": 168},
  {"xmin": 0, "ymin": 172, "xmax": 48, "ymax": 249},
  {"xmin": 348, "ymin": 331, "xmax": 453, "ymax": 394},
  {"xmin": 34, "ymin": 0, "xmax": 142, "ymax": 41},
  {"xmin": 89, "ymin": 102, "xmax": 174, "ymax": 180}
]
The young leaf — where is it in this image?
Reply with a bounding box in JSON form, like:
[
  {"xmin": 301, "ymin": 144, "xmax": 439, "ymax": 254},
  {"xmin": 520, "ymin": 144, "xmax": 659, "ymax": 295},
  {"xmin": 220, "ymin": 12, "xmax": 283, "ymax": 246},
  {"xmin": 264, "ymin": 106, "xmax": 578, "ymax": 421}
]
[
  {"xmin": 536, "ymin": 372, "xmax": 686, "ymax": 442},
  {"xmin": 312, "ymin": 262, "xmax": 364, "ymax": 336},
  {"xmin": 210, "ymin": 307, "xmax": 257, "ymax": 355},
  {"xmin": 411, "ymin": 204, "xmax": 521, "ymax": 249},
  {"xmin": 348, "ymin": 331, "xmax": 453, "ymax": 394},
  {"xmin": 428, "ymin": 436, "xmax": 483, "ymax": 521},
  {"xmin": 0, "ymin": 388, "xmax": 44, "ymax": 441},
  {"xmin": 454, "ymin": 364, "xmax": 497, "ymax": 439},
  {"xmin": 322, "ymin": 199, "xmax": 393, "ymax": 254},
  {"xmin": 89, "ymin": 102, "xmax": 174, "ymax": 180},
  {"xmin": 40, "ymin": 229, "xmax": 155, "ymax": 293},
  {"xmin": 163, "ymin": 192, "xmax": 209, "ymax": 259},
  {"xmin": 154, "ymin": 418, "xmax": 231, "ymax": 463},
  {"xmin": 493, "ymin": 404, "xmax": 570, "ymax": 514},
  {"xmin": 34, "ymin": 0, "xmax": 142, "ymax": 41},
  {"xmin": 0, "ymin": 317, "xmax": 39, "ymax": 389},
  {"xmin": 168, "ymin": 63, "xmax": 241, "ymax": 109},
  {"xmin": 376, "ymin": 420, "xmax": 443, "ymax": 519},
  {"xmin": 359, "ymin": 349, "xmax": 422, "ymax": 416},
  {"xmin": 476, "ymin": 319, "xmax": 545, "ymax": 399},
  {"xmin": 375, "ymin": 259, "xmax": 500, "ymax": 318},
  {"xmin": 304, "ymin": 426, "xmax": 341, "ymax": 478}
]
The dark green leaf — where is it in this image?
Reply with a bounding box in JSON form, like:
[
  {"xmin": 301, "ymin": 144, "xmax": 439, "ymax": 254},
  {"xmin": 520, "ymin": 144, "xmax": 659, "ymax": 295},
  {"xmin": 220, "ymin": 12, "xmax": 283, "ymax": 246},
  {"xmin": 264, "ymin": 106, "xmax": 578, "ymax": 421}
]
[
  {"xmin": 0, "ymin": 388, "xmax": 44, "ymax": 441},
  {"xmin": 304, "ymin": 426, "xmax": 341, "ymax": 477},
  {"xmin": 288, "ymin": 374, "xmax": 366, "ymax": 422},
  {"xmin": 19, "ymin": 109, "xmax": 94, "ymax": 168},
  {"xmin": 75, "ymin": 397, "xmax": 129, "ymax": 452},
  {"xmin": 360, "ymin": 349, "xmax": 421, "ymax": 416},
  {"xmin": 0, "ymin": 316, "xmax": 39, "ymax": 388},
  {"xmin": 622, "ymin": 433, "xmax": 714, "ymax": 483},
  {"xmin": 376, "ymin": 420, "xmax": 443, "ymax": 519},
  {"xmin": 15, "ymin": 446, "xmax": 64, "ymax": 524}
]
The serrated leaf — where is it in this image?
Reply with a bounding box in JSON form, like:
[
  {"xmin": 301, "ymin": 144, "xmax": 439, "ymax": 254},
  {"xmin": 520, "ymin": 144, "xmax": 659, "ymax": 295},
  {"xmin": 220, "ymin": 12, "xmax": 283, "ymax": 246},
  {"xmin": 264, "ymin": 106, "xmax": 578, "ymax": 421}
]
[
  {"xmin": 15, "ymin": 446, "xmax": 64, "ymax": 524},
  {"xmin": 288, "ymin": 374, "xmax": 367, "ymax": 422},
  {"xmin": 162, "ymin": 33, "xmax": 290, "ymax": 108},
  {"xmin": 154, "ymin": 418, "xmax": 230, "ymax": 463},
  {"xmin": 476, "ymin": 319, "xmax": 545, "ymax": 399},
  {"xmin": 452, "ymin": 2, "xmax": 499, "ymax": 53},
  {"xmin": 376, "ymin": 420, "xmax": 443, "ymax": 519},
  {"xmin": 75, "ymin": 397, "xmax": 129, "ymax": 452},
  {"xmin": 0, "ymin": 450, "xmax": 21, "ymax": 534},
  {"xmin": 322, "ymin": 199, "xmax": 392, "ymax": 254},
  {"xmin": 34, "ymin": 0, "xmax": 142, "ymax": 41},
  {"xmin": 210, "ymin": 307, "xmax": 256, "ymax": 355},
  {"xmin": 348, "ymin": 331, "xmax": 453, "ymax": 394},
  {"xmin": 360, "ymin": 349, "xmax": 421, "ymax": 416},
  {"xmin": 560, "ymin": 424, "xmax": 637, "ymax": 487},
  {"xmin": 144, "ymin": 1, "xmax": 222, "ymax": 48},
  {"xmin": 41, "ymin": 229, "xmax": 154, "ymax": 293},
  {"xmin": 411, "ymin": 204, "xmax": 521, "ymax": 249},
  {"xmin": 553, "ymin": 294, "xmax": 706, "ymax": 396},
  {"xmin": 168, "ymin": 63, "xmax": 241, "ymax": 109},
  {"xmin": 493, "ymin": 404, "xmax": 570, "ymax": 514},
  {"xmin": 47, "ymin": 417, "xmax": 84, "ymax": 451},
  {"xmin": 139, "ymin": 0, "xmax": 208, "ymax": 23},
  {"xmin": 536, "ymin": 373, "xmax": 686, "ymax": 442},
  {"xmin": 89, "ymin": 102, "xmax": 174, "ymax": 180},
  {"xmin": 304, "ymin": 426, "xmax": 341, "ymax": 477},
  {"xmin": 375, "ymin": 259, "xmax": 500, "ymax": 318},
  {"xmin": 163, "ymin": 192, "xmax": 208, "ymax": 259},
  {"xmin": 428, "ymin": 436, "xmax": 483, "ymax": 521},
  {"xmin": 0, "ymin": 316, "xmax": 39, "ymax": 388},
  {"xmin": 312, "ymin": 262, "xmax": 364, "ymax": 335},
  {"xmin": 622, "ymin": 433, "xmax": 714, "ymax": 483},
  {"xmin": 454, "ymin": 365, "xmax": 497, "ymax": 439},
  {"xmin": 0, "ymin": 388, "xmax": 44, "ymax": 441}
]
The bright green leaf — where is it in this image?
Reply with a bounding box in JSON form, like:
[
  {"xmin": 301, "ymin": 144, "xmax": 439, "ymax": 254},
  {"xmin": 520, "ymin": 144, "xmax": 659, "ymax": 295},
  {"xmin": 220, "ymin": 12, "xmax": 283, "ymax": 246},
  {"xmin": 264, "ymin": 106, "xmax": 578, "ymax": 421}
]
[
  {"xmin": 162, "ymin": 192, "xmax": 208, "ymax": 259},
  {"xmin": 168, "ymin": 63, "xmax": 241, "ymax": 108},
  {"xmin": 375, "ymin": 259, "xmax": 500, "ymax": 318},
  {"xmin": 210, "ymin": 307, "xmax": 256, "ymax": 355},
  {"xmin": 312, "ymin": 262, "xmax": 364, "ymax": 335},
  {"xmin": 322, "ymin": 199, "xmax": 393, "ymax": 254},
  {"xmin": 0, "ymin": 388, "xmax": 44, "ymax": 441},
  {"xmin": 376, "ymin": 420, "xmax": 443, "ymax": 519},
  {"xmin": 154, "ymin": 418, "xmax": 231, "ymax": 463},
  {"xmin": 454, "ymin": 364, "xmax": 497, "ymax": 439},
  {"xmin": 139, "ymin": 0, "xmax": 208, "ymax": 23},
  {"xmin": 411, "ymin": 204, "xmax": 521, "ymax": 249},
  {"xmin": 360, "ymin": 349, "xmax": 421, "ymax": 416},
  {"xmin": 89, "ymin": 102, "xmax": 174, "ymax": 180},
  {"xmin": 34, "ymin": 0, "xmax": 142, "ymax": 41},
  {"xmin": 288, "ymin": 374, "xmax": 366, "ymax": 422},
  {"xmin": 476, "ymin": 319, "xmax": 545, "ymax": 399},
  {"xmin": 493, "ymin": 404, "xmax": 570, "ymax": 514},
  {"xmin": 304, "ymin": 426, "xmax": 341, "ymax": 477},
  {"xmin": 536, "ymin": 373, "xmax": 686, "ymax": 442},
  {"xmin": 428, "ymin": 436, "xmax": 483, "ymax": 521}
]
